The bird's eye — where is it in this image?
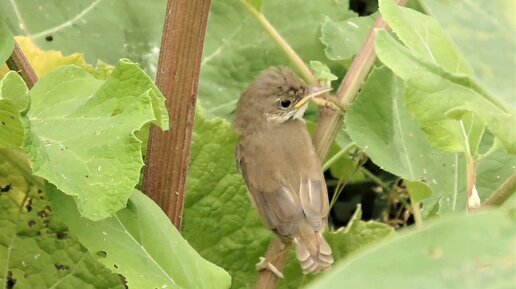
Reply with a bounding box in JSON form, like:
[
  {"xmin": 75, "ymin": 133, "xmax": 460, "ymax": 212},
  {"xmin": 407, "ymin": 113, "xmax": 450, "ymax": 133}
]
[{"xmin": 279, "ymin": 99, "xmax": 292, "ymax": 109}]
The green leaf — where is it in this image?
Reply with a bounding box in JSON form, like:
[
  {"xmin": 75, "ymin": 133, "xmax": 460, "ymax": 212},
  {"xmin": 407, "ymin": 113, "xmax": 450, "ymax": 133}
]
[
  {"xmin": 183, "ymin": 110, "xmax": 272, "ymax": 289},
  {"xmin": 25, "ymin": 59, "xmax": 168, "ymax": 220},
  {"xmin": 200, "ymin": 0, "xmax": 355, "ymax": 118},
  {"xmin": 320, "ymin": 14, "xmax": 376, "ymax": 61},
  {"xmin": 0, "ymin": 152, "xmax": 125, "ymax": 289},
  {"xmin": 50, "ymin": 188, "xmax": 231, "ymax": 289},
  {"xmin": 242, "ymin": 0, "xmax": 263, "ymax": 12},
  {"xmin": 0, "ymin": 1, "xmax": 166, "ymax": 75},
  {"xmin": 406, "ymin": 180, "xmax": 432, "ymax": 204},
  {"xmin": 419, "ymin": 0, "xmax": 516, "ymax": 109},
  {"xmin": 379, "ymin": 0, "xmax": 472, "ymax": 75},
  {"xmin": 0, "ymin": 19, "xmax": 14, "ymax": 65},
  {"xmin": 376, "ymin": 31, "xmax": 516, "ymax": 154},
  {"xmin": 280, "ymin": 205, "xmax": 394, "ymax": 289},
  {"xmin": 345, "ymin": 67, "xmax": 464, "ymax": 213},
  {"xmin": 309, "ymin": 61, "xmax": 338, "ymax": 85},
  {"xmin": 0, "ymin": 72, "xmax": 29, "ymax": 148},
  {"xmin": 306, "ymin": 209, "xmax": 516, "ymax": 289}
]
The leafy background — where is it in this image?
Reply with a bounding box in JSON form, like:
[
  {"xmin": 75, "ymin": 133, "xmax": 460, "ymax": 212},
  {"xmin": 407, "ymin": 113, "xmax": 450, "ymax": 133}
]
[{"xmin": 1, "ymin": 0, "xmax": 514, "ymax": 288}]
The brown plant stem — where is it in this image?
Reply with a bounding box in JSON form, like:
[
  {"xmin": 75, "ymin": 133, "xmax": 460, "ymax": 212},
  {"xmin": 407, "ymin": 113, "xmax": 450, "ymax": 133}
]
[
  {"xmin": 142, "ymin": 0, "xmax": 212, "ymax": 229},
  {"xmin": 6, "ymin": 42, "xmax": 38, "ymax": 88},
  {"xmin": 484, "ymin": 174, "xmax": 516, "ymax": 207},
  {"xmin": 255, "ymin": 1, "xmax": 408, "ymax": 288}
]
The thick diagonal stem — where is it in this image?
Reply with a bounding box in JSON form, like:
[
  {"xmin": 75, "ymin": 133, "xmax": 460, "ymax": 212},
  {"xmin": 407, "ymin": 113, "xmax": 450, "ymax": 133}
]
[{"xmin": 143, "ymin": 0, "xmax": 212, "ymax": 229}]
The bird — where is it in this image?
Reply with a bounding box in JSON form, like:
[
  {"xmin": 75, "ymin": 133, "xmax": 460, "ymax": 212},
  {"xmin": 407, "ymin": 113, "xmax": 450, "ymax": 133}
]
[{"xmin": 233, "ymin": 66, "xmax": 333, "ymax": 275}]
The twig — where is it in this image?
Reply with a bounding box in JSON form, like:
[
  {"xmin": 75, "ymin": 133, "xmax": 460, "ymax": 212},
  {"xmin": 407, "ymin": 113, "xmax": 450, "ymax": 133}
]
[
  {"xmin": 313, "ymin": 0, "xmax": 408, "ymax": 161},
  {"xmin": 6, "ymin": 41, "xmax": 38, "ymax": 88},
  {"xmin": 240, "ymin": 0, "xmax": 317, "ymax": 84},
  {"xmin": 252, "ymin": 1, "xmax": 409, "ymax": 288},
  {"xmin": 142, "ymin": 0, "xmax": 212, "ymax": 229},
  {"xmin": 484, "ymin": 174, "xmax": 516, "ymax": 207}
]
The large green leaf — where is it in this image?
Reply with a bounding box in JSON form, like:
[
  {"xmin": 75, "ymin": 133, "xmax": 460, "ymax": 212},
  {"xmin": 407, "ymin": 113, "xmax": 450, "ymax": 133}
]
[
  {"xmin": 0, "ymin": 0, "xmax": 166, "ymax": 75},
  {"xmin": 0, "ymin": 72, "xmax": 29, "ymax": 149},
  {"xmin": 183, "ymin": 110, "xmax": 272, "ymax": 289},
  {"xmin": 50, "ymin": 188, "xmax": 231, "ymax": 289},
  {"xmin": 0, "ymin": 19, "xmax": 14, "ymax": 65},
  {"xmin": 306, "ymin": 209, "xmax": 516, "ymax": 289},
  {"xmin": 24, "ymin": 59, "xmax": 168, "ymax": 220},
  {"xmin": 0, "ymin": 151, "xmax": 125, "ymax": 289},
  {"xmin": 375, "ymin": 31, "xmax": 516, "ymax": 154},
  {"xmin": 199, "ymin": 0, "xmax": 355, "ymax": 118},
  {"xmin": 346, "ymin": 67, "xmax": 464, "ymax": 213},
  {"xmin": 320, "ymin": 14, "xmax": 376, "ymax": 62},
  {"xmin": 419, "ymin": 0, "xmax": 516, "ymax": 108},
  {"xmin": 377, "ymin": 0, "xmax": 515, "ymax": 154}
]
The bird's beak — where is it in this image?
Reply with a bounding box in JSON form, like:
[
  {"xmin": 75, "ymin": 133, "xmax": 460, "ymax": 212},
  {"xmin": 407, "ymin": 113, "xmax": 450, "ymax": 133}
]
[{"xmin": 294, "ymin": 86, "xmax": 333, "ymax": 109}]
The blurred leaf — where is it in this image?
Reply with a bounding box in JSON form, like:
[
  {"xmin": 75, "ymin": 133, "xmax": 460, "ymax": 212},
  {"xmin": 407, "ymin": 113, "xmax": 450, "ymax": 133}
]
[
  {"xmin": 306, "ymin": 209, "xmax": 516, "ymax": 289},
  {"xmin": 346, "ymin": 67, "xmax": 464, "ymax": 213},
  {"xmin": 24, "ymin": 60, "xmax": 168, "ymax": 220},
  {"xmin": 379, "ymin": 0, "xmax": 472, "ymax": 75},
  {"xmin": 419, "ymin": 0, "xmax": 516, "ymax": 108},
  {"xmin": 0, "ymin": 19, "xmax": 14, "ymax": 64},
  {"xmin": 0, "ymin": 1, "xmax": 166, "ymax": 75},
  {"xmin": 183, "ymin": 109, "xmax": 271, "ymax": 289},
  {"xmin": 50, "ymin": 188, "xmax": 231, "ymax": 289},
  {"xmin": 406, "ymin": 180, "xmax": 432, "ymax": 204},
  {"xmin": 243, "ymin": 0, "xmax": 263, "ymax": 12},
  {"xmin": 376, "ymin": 31, "xmax": 516, "ymax": 154},
  {"xmin": 0, "ymin": 72, "xmax": 28, "ymax": 148},
  {"xmin": 0, "ymin": 152, "xmax": 125, "ymax": 289},
  {"xmin": 200, "ymin": 0, "xmax": 355, "ymax": 119},
  {"xmin": 320, "ymin": 14, "xmax": 376, "ymax": 61},
  {"xmin": 310, "ymin": 61, "xmax": 338, "ymax": 85}
]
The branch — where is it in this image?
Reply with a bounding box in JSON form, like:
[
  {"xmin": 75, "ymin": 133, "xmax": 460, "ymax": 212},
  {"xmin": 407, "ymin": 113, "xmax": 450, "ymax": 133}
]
[
  {"xmin": 6, "ymin": 42, "xmax": 38, "ymax": 88},
  {"xmin": 142, "ymin": 0, "xmax": 212, "ymax": 229},
  {"xmin": 313, "ymin": 0, "xmax": 408, "ymax": 159},
  {"xmin": 255, "ymin": 1, "xmax": 409, "ymax": 288},
  {"xmin": 484, "ymin": 174, "xmax": 516, "ymax": 207}
]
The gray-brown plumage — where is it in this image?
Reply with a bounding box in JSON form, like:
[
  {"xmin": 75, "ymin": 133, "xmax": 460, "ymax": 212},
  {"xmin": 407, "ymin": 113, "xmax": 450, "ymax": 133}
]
[{"xmin": 233, "ymin": 67, "xmax": 333, "ymax": 274}]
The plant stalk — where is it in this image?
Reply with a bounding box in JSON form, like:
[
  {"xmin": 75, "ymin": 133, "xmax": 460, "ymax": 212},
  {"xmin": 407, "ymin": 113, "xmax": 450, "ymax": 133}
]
[
  {"xmin": 484, "ymin": 174, "xmax": 516, "ymax": 207},
  {"xmin": 6, "ymin": 41, "xmax": 38, "ymax": 88},
  {"xmin": 142, "ymin": 0, "xmax": 212, "ymax": 229}
]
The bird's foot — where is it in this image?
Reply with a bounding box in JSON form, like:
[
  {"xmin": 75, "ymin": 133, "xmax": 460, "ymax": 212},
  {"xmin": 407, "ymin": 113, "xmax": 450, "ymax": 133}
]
[
  {"xmin": 256, "ymin": 257, "xmax": 285, "ymax": 279},
  {"xmin": 311, "ymin": 96, "xmax": 346, "ymax": 112}
]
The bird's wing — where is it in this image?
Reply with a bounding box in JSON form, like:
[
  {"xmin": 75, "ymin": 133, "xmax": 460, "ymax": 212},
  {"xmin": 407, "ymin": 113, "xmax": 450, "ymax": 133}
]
[
  {"xmin": 299, "ymin": 178, "xmax": 328, "ymax": 232},
  {"xmin": 236, "ymin": 143, "xmax": 303, "ymax": 236}
]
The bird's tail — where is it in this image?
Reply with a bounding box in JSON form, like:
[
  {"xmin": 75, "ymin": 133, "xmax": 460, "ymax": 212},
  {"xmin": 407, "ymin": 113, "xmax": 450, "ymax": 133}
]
[{"xmin": 293, "ymin": 230, "xmax": 333, "ymax": 274}]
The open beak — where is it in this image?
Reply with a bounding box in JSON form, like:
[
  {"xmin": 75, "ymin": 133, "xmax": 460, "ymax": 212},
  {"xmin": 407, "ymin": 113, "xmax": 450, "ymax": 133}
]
[{"xmin": 294, "ymin": 86, "xmax": 333, "ymax": 109}]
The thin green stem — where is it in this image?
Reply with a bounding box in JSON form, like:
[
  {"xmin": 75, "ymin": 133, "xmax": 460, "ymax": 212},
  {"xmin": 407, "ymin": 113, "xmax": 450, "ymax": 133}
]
[
  {"xmin": 460, "ymin": 121, "xmax": 479, "ymax": 211},
  {"xmin": 361, "ymin": 167, "xmax": 390, "ymax": 192},
  {"xmin": 322, "ymin": 143, "xmax": 355, "ymax": 171},
  {"xmin": 411, "ymin": 201, "xmax": 424, "ymax": 229},
  {"xmin": 240, "ymin": 0, "xmax": 317, "ymax": 84}
]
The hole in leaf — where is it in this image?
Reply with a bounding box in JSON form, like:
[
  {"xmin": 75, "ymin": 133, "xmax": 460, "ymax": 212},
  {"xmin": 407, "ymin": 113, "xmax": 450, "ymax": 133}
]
[
  {"xmin": 56, "ymin": 231, "xmax": 69, "ymax": 240},
  {"xmin": 55, "ymin": 263, "xmax": 70, "ymax": 271},
  {"xmin": 0, "ymin": 184, "xmax": 11, "ymax": 193},
  {"xmin": 45, "ymin": 35, "xmax": 53, "ymax": 42},
  {"xmin": 96, "ymin": 251, "xmax": 107, "ymax": 258},
  {"xmin": 25, "ymin": 198, "xmax": 33, "ymax": 212},
  {"xmin": 27, "ymin": 220, "xmax": 36, "ymax": 227},
  {"xmin": 6, "ymin": 271, "xmax": 16, "ymax": 289}
]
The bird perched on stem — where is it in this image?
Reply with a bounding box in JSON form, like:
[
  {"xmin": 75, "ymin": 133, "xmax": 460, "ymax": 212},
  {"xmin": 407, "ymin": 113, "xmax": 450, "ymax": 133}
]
[{"xmin": 233, "ymin": 67, "xmax": 333, "ymax": 275}]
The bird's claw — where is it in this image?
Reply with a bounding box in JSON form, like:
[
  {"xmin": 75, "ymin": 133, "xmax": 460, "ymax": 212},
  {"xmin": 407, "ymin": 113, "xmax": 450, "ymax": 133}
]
[{"xmin": 256, "ymin": 257, "xmax": 285, "ymax": 279}]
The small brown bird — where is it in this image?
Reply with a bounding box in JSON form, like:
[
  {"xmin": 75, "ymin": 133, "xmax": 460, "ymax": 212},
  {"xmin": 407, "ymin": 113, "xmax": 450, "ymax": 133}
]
[{"xmin": 233, "ymin": 67, "xmax": 333, "ymax": 275}]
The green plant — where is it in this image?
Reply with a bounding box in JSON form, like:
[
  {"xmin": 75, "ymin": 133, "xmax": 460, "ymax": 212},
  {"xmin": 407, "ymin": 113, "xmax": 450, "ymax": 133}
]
[{"xmin": 0, "ymin": 0, "xmax": 514, "ymax": 288}]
